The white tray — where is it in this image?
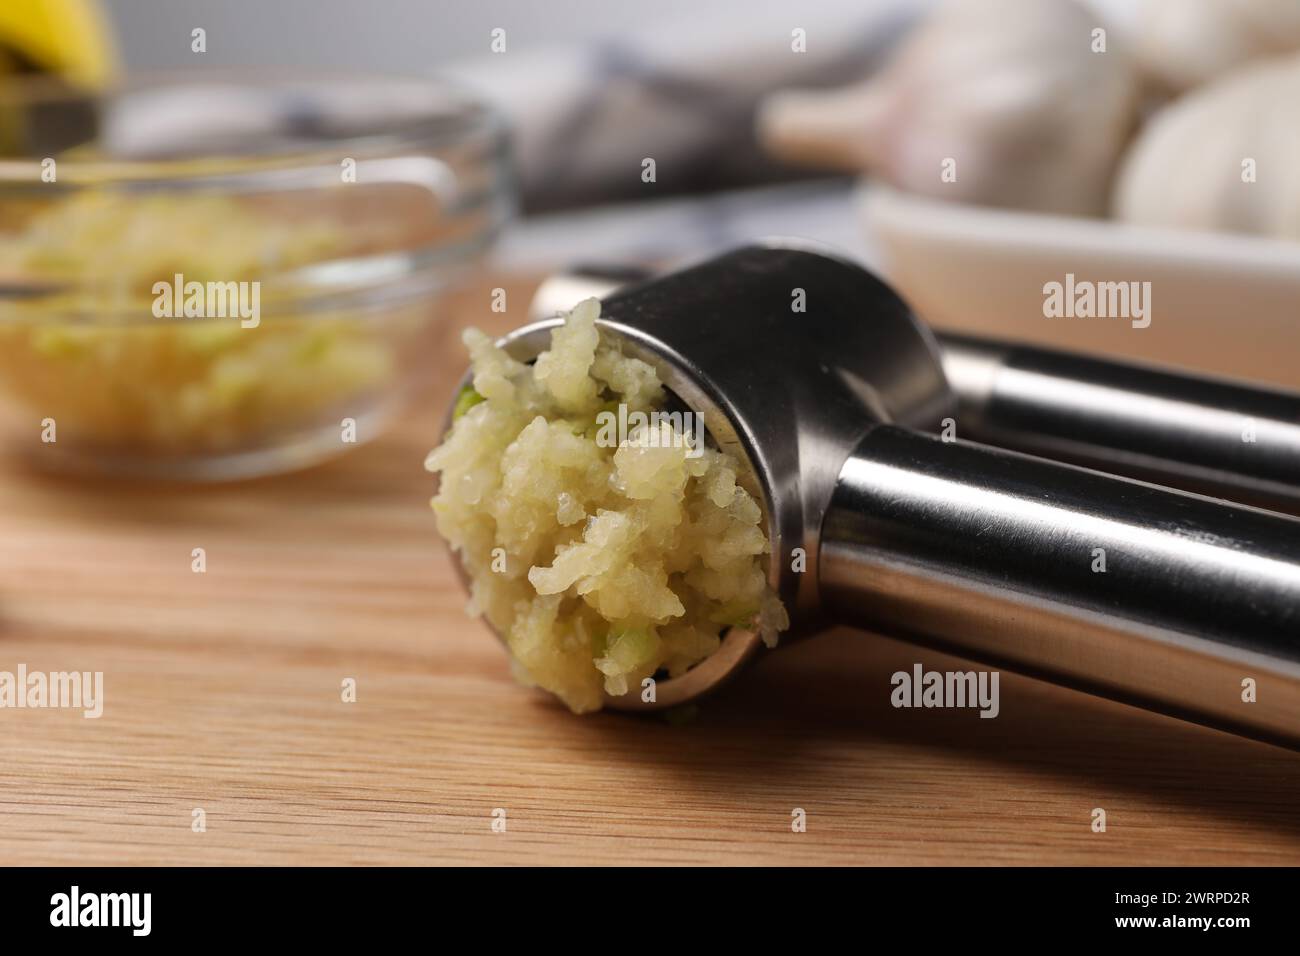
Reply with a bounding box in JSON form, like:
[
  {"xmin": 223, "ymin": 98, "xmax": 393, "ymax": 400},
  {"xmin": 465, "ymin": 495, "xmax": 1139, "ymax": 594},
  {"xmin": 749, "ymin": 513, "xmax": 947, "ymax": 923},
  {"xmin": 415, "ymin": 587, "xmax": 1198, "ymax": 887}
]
[{"xmin": 860, "ymin": 183, "xmax": 1300, "ymax": 391}]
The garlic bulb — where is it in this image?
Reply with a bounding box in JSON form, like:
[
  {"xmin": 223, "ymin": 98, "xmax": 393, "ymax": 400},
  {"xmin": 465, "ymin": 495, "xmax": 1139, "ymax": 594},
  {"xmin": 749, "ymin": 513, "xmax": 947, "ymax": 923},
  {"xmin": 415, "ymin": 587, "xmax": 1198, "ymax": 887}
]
[
  {"xmin": 1124, "ymin": 0, "xmax": 1300, "ymax": 91},
  {"xmin": 757, "ymin": 0, "xmax": 1140, "ymax": 216},
  {"xmin": 1113, "ymin": 53, "xmax": 1300, "ymax": 241}
]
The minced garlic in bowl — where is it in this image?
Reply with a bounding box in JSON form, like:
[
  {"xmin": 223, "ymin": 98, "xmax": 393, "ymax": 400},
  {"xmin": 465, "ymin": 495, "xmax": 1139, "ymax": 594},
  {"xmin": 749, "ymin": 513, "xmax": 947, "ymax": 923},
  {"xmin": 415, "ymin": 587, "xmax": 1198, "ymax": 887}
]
[
  {"xmin": 0, "ymin": 190, "xmax": 396, "ymax": 463},
  {"xmin": 0, "ymin": 71, "xmax": 510, "ymax": 478},
  {"xmin": 426, "ymin": 299, "xmax": 787, "ymax": 713}
]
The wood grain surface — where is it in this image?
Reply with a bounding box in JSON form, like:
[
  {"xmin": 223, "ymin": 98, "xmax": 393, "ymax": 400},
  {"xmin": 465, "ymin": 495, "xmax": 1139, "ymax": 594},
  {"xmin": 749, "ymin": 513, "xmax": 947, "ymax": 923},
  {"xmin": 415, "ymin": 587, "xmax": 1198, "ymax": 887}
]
[{"xmin": 1, "ymin": 276, "xmax": 1297, "ymax": 866}]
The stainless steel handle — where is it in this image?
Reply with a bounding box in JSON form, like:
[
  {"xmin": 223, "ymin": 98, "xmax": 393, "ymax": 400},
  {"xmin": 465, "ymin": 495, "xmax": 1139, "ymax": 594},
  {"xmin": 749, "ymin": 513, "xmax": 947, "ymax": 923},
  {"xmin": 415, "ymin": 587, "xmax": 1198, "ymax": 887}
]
[
  {"xmin": 941, "ymin": 335, "xmax": 1300, "ymax": 515},
  {"xmin": 821, "ymin": 426, "xmax": 1300, "ymax": 748}
]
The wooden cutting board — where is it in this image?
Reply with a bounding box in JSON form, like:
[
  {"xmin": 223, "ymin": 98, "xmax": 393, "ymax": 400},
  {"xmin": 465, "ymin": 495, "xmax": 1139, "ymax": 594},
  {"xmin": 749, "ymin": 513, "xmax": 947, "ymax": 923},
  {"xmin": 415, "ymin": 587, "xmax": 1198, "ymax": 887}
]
[{"xmin": 1, "ymin": 275, "xmax": 1297, "ymax": 866}]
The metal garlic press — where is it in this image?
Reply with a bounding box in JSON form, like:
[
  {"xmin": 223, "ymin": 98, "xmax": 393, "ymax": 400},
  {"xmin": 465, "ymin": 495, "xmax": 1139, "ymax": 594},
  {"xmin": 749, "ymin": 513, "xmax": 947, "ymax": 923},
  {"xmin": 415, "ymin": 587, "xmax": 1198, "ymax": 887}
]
[{"xmin": 451, "ymin": 243, "xmax": 1300, "ymax": 748}]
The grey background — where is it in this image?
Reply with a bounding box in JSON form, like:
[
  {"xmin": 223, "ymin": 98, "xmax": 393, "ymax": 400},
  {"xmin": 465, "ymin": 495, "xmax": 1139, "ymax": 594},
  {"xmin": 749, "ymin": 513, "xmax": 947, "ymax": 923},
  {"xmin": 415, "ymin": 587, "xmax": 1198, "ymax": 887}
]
[
  {"xmin": 101, "ymin": 0, "xmax": 1132, "ymax": 72},
  {"xmin": 103, "ymin": 0, "xmax": 781, "ymax": 71}
]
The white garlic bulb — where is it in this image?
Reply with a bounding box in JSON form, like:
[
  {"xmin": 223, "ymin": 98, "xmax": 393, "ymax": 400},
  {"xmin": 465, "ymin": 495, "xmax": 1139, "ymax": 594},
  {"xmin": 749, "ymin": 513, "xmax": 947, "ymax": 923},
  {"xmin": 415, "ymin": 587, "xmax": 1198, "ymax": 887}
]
[
  {"xmin": 1113, "ymin": 52, "xmax": 1300, "ymax": 241},
  {"xmin": 757, "ymin": 0, "xmax": 1139, "ymax": 216},
  {"xmin": 1124, "ymin": 0, "xmax": 1300, "ymax": 91}
]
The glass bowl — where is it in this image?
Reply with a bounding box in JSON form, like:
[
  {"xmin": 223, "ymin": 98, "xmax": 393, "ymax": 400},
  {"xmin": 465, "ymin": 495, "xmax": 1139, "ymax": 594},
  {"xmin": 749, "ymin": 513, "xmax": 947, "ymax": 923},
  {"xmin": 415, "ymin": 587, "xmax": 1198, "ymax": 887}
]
[{"xmin": 0, "ymin": 71, "xmax": 512, "ymax": 479}]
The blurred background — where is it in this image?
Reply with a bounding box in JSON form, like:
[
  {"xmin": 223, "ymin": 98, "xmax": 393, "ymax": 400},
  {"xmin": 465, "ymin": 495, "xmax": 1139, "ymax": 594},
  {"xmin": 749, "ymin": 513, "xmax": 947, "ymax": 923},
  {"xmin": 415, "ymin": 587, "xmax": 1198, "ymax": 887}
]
[
  {"xmin": 98, "ymin": 0, "xmax": 1300, "ymax": 331},
  {"xmin": 99, "ymin": 0, "xmax": 1139, "ymax": 261}
]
